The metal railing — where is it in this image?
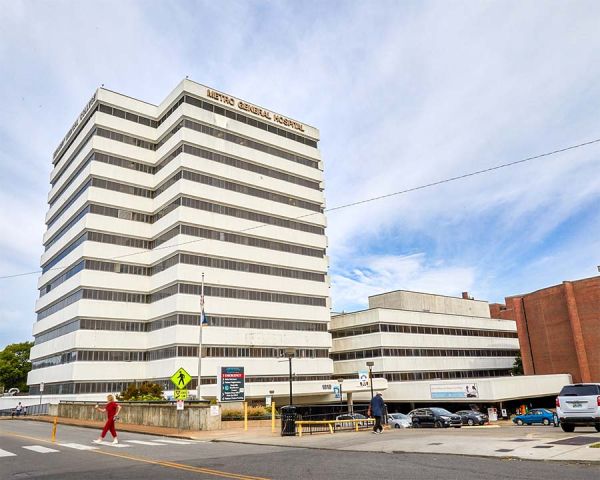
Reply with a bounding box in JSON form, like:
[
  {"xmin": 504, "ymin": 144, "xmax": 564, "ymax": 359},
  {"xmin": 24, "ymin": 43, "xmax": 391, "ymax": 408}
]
[
  {"xmin": 296, "ymin": 418, "xmax": 376, "ymax": 436},
  {"xmin": 0, "ymin": 403, "xmax": 50, "ymax": 417}
]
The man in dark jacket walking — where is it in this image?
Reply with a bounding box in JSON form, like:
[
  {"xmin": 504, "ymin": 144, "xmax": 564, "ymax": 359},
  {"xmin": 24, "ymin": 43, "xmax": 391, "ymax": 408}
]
[{"xmin": 370, "ymin": 392, "xmax": 385, "ymax": 434}]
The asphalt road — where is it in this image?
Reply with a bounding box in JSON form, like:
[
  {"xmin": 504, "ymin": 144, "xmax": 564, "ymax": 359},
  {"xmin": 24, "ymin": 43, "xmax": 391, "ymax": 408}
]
[{"xmin": 0, "ymin": 420, "xmax": 598, "ymax": 479}]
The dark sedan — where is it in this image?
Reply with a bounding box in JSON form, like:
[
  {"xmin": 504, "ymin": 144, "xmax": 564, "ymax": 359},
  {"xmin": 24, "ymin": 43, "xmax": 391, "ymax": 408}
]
[
  {"xmin": 409, "ymin": 408, "xmax": 462, "ymax": 428},
  {"xmin": 455, "ymin": 410, "xmax": 488, "ymax": 426}
]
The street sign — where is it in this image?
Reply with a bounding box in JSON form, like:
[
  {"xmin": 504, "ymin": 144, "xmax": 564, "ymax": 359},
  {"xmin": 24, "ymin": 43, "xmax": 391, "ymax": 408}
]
[
  {"xmin": 39, "ymin": 382, "xmax": 45, "ymax": 393},
  {"xmin": 265, "ymin": 396, "xmax": 272, "ymax": 407},
  {"xmin": 176, "ymin": 400, "xmax": 184, "ymax": 410},
  {"xmin": 358, "ymin": 370, "xmax": 369, "ymax": 387},
  {"xmin": 171, "ymin": 367, "xmax": 192, "ymax": 389},
  {"xmin": 217, "ymin": 366, "xmax": 245, "ymax": 402},
  {"xmin": 333, "ymin": 385, "xmax": 341, "ymax": 399},
  {"xmin": 174, "ymin": 389, "xmax": 188, "ymax": 400}
]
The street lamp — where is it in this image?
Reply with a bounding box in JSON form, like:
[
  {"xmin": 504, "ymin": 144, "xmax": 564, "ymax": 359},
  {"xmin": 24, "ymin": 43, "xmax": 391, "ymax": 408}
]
[
  {"xmin": 366, "ymin": 361, "xmax": 375, "ymax": 400},
  {"xmin": 338, "ymin": 379, "xmax": 344, "ymax": 409},
  {"xmin": 284, "ymin": 348, "xmax": 295, "ymax": 406}
]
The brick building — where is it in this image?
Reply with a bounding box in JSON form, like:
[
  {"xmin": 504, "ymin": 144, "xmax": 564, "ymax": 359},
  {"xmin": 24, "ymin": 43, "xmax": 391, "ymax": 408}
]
[{"xmin": 494, "ymin": 276, "xmax": 600, "ymax": 383}]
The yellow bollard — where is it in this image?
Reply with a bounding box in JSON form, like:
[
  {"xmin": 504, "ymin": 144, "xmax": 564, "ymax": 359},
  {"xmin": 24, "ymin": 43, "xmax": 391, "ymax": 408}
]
[
  {"xmin": 271, "ymin": 401, "xmax": 276, "ymax": 433},
  {"xmin": 244, "ymin": 402, "xmax": 248, "ymax": 431},
  {"xmin": 51, "ymin": 416, "xmax": 58, "ymax": 442}
]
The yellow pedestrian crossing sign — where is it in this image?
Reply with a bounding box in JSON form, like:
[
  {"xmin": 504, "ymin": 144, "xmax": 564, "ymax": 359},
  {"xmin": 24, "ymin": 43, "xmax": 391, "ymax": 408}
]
[
  {"xmin": 174, "ymin": 389, "xmax": 188, "ymax": 400},
  {"xmin": 171, "ymin": 367, "xmax": 192, "ymax": 389}
]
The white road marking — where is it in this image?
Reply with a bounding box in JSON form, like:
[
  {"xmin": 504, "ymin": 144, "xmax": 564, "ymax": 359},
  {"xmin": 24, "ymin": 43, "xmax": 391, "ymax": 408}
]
[
  {"xmin": 126, "ymin": 440, "xmax": 166, "ymax": 446},
  {"xmin": 22, "ymin": 445, "xmax": 60, "ymax": 453},
  {"xmin": 106, "ymin": 443, "xmax": 130, "ymax": 448},
  {"xmin": 59, "ymin": 443, "xmax": 99, "ymax": 450},
  {"xmin": 0, "ymin": 448, "xmax": 17, "ymax": 457},
  {"xmin": 152, "ymin": 439, "xmax": 192, "ymax": 445}
]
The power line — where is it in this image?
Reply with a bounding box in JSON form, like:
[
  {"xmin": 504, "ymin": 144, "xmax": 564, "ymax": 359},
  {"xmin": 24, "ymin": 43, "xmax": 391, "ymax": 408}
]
[{"xmin": 1, "ymin": 136, "xmax": 599, "ymax": 281}]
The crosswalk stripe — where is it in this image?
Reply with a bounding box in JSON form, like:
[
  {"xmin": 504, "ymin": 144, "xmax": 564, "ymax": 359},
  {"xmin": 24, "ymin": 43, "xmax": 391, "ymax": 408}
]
[
  {"xmin": 152, "ymin": 439, "xmax": 192, "ymax": 445},
  {"xmin": 0, "ymin": 448, "xmax": 17, "ymax": 457},
  {"xmin": 22, "ymin": 445, "xmax": 60, "ymax": 453},
  {"xmin": 126, "ymin": 440, "xmax": 166, "ymax": 446},
  {"xmin": 59, "ymin": 443, "xmax": 99, "ymax": 451}
]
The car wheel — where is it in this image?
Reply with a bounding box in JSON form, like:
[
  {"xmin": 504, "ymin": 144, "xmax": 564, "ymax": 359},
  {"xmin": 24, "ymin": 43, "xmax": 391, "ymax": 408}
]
[
  {"xmin": 516, "ymin": 419, "xmax": 524, "ymax": 426},
  {"xmin": 413, "ymin": 421, "xmax": 420, "ymax": 428},
  {"xmin": 561, "ymin": 424, "xmax": 575, "ymax": 433},
  {"xmin": 542, "ymin": 418, "xmax": 550, "ymax": 426},
  {"xmin": 434, "ymin": 420, "xmax": 443, "ymax": 428},
  {"xmin": 467, "ymin": 418, "xmax": 474, "ymax": 426},
  {"xmin": 394, "ymin": 423, "xmax": 400, "ymax": 429}
]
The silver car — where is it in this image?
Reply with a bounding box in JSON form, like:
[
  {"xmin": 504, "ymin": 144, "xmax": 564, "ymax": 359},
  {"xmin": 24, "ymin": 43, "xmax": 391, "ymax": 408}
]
[
  {"xmin": 556, "ymin": 383, "xmax": 600, "ymax": 432},
  {"xmin": 387, "ymin": 412, "xmax": 412, "ymax": 428}
]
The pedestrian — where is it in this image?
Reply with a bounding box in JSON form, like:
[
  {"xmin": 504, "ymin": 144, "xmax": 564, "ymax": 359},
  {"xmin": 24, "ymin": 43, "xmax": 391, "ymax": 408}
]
[
  {"xmin": 15, "ymin": 402, "xmax": 23, "ymax": 417},
  {"xmin": 370, "ymin": 391, "xmax": 385, "ymax": 434},
  {"xmin": 93, "ymin": 394, "xmax": 122, "ymax": 444}
]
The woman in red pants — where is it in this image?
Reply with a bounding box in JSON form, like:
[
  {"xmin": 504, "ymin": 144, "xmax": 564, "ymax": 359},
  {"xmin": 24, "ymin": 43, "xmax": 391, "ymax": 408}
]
[{"xmin": 93, "ymin": 394, "xmax": 122, "ymax": 444}]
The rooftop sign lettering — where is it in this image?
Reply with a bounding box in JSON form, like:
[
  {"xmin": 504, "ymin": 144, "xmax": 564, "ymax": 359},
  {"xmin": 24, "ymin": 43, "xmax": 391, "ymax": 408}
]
[
  {"xmin": 206, "ymin": 89, "xmax": 304, "ymax": 132},
  {"xmin": 53, "ymin": 92, "xmax": 97, "ymax": 161}
]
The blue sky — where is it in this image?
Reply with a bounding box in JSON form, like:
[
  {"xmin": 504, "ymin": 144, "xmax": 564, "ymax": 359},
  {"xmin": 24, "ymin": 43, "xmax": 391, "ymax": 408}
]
[{"xmin": 1, "ymin": 0, "xmax": 599, "ymax": 348}]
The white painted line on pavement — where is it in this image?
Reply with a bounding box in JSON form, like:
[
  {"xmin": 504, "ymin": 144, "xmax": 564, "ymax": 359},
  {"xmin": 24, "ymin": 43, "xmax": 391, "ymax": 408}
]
[
  {"xmin": 95, "ymin": 441, "xmax": 131, "ymax": 448},
  {"xmin": 22, "ymin": 445, "xmax": 60, "ymax": 453},
  {"xmin": 59, "ymin": 443, "xmax": 99, "ymax": 451},
  {"xmin": 0, "ymin": 448, "xmax": 17, "ymax": 457},
  {"xmin": 126, "ymin": 440, "xmax": 166, "ymax": 446},
  {"xmin": 152, "ymin": 439, "xmax": 192, "ymax": 445}
]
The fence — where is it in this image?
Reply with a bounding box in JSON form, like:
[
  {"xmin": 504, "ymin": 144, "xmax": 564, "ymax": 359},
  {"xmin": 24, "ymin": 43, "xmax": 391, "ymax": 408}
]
[{"xmin": 0, "ymin": 403, "xmax": 50, "ymax": 417}]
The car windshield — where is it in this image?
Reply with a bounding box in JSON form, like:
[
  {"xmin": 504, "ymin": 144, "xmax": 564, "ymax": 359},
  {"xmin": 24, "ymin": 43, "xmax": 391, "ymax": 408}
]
[
  {"xmin": 559, "ymin": 385, "xmax": 600, "ymax": 396},
  {"xmin": 353, "ymin": 414, "xmax": 366, "ymax": 419},
  {"xmin": 431, "ymin": 408, "xmax": 453, "ymax": 415},
  {"xmin": 390, "ymin": 413, "xmax": 407, "ymax": 419}
]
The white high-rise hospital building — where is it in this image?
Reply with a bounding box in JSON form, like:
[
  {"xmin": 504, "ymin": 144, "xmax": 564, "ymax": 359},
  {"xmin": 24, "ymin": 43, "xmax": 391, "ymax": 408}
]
[{"xmin": 28, "ymin": 79, "xmax": 334, "ymax": 400}]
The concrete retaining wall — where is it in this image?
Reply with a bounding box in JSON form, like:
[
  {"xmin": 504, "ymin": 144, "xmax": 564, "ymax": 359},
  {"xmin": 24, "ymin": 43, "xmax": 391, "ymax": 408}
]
[{"xmin": 57, "ymin": 402, "xmax": 221, "ymax": 431}]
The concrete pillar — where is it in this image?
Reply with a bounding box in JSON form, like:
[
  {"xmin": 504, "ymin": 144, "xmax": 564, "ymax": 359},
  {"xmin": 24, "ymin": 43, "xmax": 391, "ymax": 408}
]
[
  {"xmin": 347, "ymin": 392, "xmax": 353, "ymax": 413},
  {"xmin": 564, "ymin": 282, "xmax": 591, "ymax": 383}
]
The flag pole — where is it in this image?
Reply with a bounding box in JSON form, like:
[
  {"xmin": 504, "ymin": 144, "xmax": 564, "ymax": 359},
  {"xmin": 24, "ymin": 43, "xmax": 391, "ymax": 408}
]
[{"xmin": 197, "ymin": 272, "xmax": 204, "ymax": 401}]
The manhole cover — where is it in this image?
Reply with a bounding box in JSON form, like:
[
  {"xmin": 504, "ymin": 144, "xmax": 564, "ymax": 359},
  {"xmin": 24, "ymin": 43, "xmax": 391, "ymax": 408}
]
[
  {"xmin": 550, "ymin": 436, "xmax": 600, "ymax": 446},
  {"xmin": 509, "ymin": 438, "xmax": 536, "ymax": 442},
  {"xmin": 428, "ymin": 442, "xmax": 443, "ymax": 445},
  {"xmin": 495, "ymin": 448, "xmax": 514, "ymax": 453},
  {"xmin": 533, "ymin": 445, "xmax": 554, "ymax": 449}
]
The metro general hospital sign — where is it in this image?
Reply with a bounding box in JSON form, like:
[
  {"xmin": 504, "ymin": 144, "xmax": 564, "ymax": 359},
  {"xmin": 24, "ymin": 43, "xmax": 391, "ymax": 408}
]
[{"xmin": 206, "ymin": 89, "xmax": 305, "ymax": 133}]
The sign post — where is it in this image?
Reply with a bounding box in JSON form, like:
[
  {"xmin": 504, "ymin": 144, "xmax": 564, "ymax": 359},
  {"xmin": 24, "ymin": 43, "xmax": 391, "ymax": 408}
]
[{"xmin": 39, "ymin": 382, "xmax": 45, "ymax": 405}]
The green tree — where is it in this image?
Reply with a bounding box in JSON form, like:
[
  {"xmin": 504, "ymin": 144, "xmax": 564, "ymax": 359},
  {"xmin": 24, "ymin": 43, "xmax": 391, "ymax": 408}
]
[
  {"xmin": 118, "ymin": 382, "xmax": 164, "ymax": 401},
  {"xmin": 0, "ymin": 342, "xmax": 34, "ymax": 393},
  {"xmin": 512, "ymin": 351, "xmax": 524, "ymax": 376}
]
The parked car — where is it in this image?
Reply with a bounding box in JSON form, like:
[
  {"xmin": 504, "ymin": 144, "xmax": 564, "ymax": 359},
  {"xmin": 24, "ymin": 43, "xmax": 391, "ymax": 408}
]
[
  {"xmin": 387, "ymin": 413, "xmax": 412, "ymax": 429},
  {"xmin": 512, "ymin": 408, "xmax": 555, "ymax": 426},
  {"xmin": 455, "ymin": 410, "xmax": 488, "ymax": 426},
  {"xmin": 556, "ymin": 383, "xmax": 600, "ymax": 433},
  {"xmin": 409, "ymin": 408, "xmax": 462, "ymax": 428},
  {"xmin": 335, "ymin": 413, "xmax": 368, "ymax": 428}
]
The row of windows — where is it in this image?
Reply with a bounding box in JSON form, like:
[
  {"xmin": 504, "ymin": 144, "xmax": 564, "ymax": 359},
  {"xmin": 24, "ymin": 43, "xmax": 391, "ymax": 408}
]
[
  {"xmin": 156, "ymin": 119, "xmax": 319, "ymax": 170},
  {"xmin": 32, "ymin": 345, "xmax": 330, "ymax": 369},
  {"xmin": 40, "ymin": 261, "xmax": 84, "ymax": 296},
  {"xmin": 47, "ymin": 178, "xmax": 92, "ymax": 229},
  {"xmin": 98, "ymin": 102, "xmax": 156, "ymax": 127},
  {"xmin": 43, "ymin": 217, "xmax": 324, "ymax": 276},
  {"xmin": 51, "ymin": 128, "xmax": 96, "ymax": 187},
  {"xmin": 34, "ymin": 314, "xmax": 327, "ymax": 344},
  {"xmin": 330, "ymin": 323, "xmax": 518, "ymax": 339},
  {"xmin": 49, "ymin": 152, "xmax": 95, "ymax": 208},
  {"xmin": 180, "ymin": 94, "xmax": 317, "ymax": 148},
  {"xmin": 45, "ymin": 207, "xmax": 91, "ymax": 251},
  {"xmin": 37, "ymin": 282, "xmax": 326, "ymax": 320},
  {"xmin": 96, "ymin": 126, "xmax": 154, "ymax": 150},
  {"xmin": 41, "ymin": 250, "xmax": 324, "ymax": 297},
  {"xmin": 331, "ymin": 348, "xmax": 518, "ymax": 361},
  {"xmin": 28, "ymin": 372, "xmax": 332, "ymax": 395}
]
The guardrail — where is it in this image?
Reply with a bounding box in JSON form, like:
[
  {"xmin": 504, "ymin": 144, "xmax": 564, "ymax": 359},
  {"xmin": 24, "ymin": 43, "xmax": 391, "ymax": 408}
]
[
  {"xmin": 0, "ymin": 403, "xmax": 50, "ymax": 417},
  {"xmin": 296, "ymin": 418, "xmax": 375, "ymax": 436}
]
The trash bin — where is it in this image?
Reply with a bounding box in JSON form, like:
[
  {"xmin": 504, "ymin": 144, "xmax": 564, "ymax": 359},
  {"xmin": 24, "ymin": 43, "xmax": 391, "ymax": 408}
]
[{"xmin": 280, "ymin": 405, "xmax": 297, "ymax": 436}]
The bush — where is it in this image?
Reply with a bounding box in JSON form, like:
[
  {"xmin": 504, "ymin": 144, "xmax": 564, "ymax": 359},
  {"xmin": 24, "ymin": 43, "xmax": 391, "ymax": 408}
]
[
  {"xmin": 222, "ymin": 406, "xmax": 271, "ymax": 420},
  {"xmin": 118, "ymin": 382, "xmax": 164, "ymax": 401}
]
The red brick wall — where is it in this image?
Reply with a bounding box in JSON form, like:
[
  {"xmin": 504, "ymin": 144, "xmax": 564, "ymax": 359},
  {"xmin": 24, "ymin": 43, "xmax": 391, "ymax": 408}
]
[
  {"xmin": 506, "ymin": 276, "xmax": 600, "ymax": 383},
  {"xmin": 489, "ymin": 303, "xmax": 515, "ymax": 320}
]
